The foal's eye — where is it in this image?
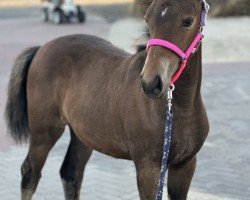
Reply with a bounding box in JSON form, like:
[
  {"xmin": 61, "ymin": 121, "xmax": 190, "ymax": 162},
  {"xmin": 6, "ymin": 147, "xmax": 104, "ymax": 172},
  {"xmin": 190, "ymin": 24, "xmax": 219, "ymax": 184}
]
[{"xmin": 183, "ymin": 18, "xmax": 194, "ymax": 28}]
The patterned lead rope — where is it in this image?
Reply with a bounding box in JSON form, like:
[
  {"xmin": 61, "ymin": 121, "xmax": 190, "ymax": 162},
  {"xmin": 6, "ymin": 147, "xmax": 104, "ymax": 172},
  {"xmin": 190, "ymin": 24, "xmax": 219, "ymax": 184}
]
[{"xmin": 155, "ymin": 110, "xmax": 173, "ymax": 200}]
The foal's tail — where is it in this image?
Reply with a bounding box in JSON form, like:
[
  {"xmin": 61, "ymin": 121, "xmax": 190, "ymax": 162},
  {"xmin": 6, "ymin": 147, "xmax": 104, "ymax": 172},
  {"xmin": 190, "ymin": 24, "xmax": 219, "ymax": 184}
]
[{"xmin": 5, "ymin": 46, "xmax": 40, "ymax": 143}]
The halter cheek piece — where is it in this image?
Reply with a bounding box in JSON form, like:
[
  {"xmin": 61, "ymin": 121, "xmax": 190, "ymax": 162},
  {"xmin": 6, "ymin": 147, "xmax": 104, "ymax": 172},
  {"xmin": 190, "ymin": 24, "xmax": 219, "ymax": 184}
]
[{"xmin": 146, "ymin": 0, "xmax": 209, "ymax": 85}]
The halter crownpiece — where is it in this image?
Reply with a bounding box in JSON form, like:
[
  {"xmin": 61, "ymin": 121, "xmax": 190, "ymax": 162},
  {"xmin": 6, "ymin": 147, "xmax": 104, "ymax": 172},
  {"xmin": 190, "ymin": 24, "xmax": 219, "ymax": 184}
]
[{"xmin": 146, "ymin": 0, "xmax": 209, "ymax": 85}]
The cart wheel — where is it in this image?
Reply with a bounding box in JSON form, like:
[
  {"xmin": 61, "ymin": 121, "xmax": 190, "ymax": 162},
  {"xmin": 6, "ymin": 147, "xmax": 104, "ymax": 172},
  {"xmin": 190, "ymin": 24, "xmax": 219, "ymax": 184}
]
[
  {"xmin": 53, "ymin": 10, "xmax": 63, "ymax": 24},
  {"xmin": 42, "ymin": 8, "xmax": 48, "ymax": 22},
  {"xmin": 77, "ymin": 6, "xmax": 85, "ymax": 23}
]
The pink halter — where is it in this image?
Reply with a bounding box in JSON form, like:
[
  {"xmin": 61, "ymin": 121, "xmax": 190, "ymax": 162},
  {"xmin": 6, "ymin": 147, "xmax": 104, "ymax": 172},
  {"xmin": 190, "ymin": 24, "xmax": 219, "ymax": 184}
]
[{"xmin": 146, "ymin": 0, "xmax": 209, "ymax": 85}]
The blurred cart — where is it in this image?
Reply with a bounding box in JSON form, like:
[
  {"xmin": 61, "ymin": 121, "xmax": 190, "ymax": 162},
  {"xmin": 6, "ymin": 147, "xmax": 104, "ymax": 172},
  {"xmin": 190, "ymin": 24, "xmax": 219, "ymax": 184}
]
[{"xmin": 42, "ymin": 0, "xmax": 86, "ymax": 24}]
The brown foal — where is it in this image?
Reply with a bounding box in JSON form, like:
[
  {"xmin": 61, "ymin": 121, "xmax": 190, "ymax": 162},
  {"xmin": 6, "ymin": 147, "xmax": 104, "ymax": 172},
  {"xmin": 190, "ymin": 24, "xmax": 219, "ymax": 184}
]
[{"xmin": 5, "ymin": 0, "xmax": 209, "ymax": 199}]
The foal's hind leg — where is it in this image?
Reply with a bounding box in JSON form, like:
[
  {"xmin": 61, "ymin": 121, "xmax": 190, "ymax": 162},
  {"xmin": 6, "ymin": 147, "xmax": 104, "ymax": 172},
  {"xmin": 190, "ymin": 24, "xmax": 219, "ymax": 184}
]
[
  {"xmin": 60, "ymin": 127, "xmax": 92, "ymax": 200},
  {"xmin": 21, "ymin": 125, "xmax": 65, "ymax": 200},
  {"xmin": 167, "ymin": 156, "xmax": 196, "ymax": 200}
]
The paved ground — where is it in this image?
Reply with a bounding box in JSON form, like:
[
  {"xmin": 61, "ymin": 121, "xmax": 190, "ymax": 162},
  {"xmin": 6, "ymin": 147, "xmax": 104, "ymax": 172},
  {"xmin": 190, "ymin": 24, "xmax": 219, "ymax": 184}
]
[{"xmin": 0, "ymin": 8, "xmax": 250, "ymax": 200}]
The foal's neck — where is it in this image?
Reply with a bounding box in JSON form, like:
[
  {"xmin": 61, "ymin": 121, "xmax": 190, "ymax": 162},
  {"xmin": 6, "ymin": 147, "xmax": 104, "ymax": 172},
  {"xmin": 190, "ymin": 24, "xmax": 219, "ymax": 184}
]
[{"xmin": 173, "ymin": 47, "xmax": 203, "ymax": 110}]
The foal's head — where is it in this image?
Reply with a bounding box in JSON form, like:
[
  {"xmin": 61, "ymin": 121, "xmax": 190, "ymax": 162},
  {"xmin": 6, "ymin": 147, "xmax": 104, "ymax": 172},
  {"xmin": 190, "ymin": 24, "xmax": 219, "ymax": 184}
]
[{"xmin": 140, "ymin": 0, "xmax": 203, "ymax": 98}]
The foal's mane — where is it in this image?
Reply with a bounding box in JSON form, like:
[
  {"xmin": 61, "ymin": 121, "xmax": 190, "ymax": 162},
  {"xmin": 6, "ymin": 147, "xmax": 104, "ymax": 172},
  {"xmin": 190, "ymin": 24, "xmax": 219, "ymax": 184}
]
[
  {"xmin": 136, "ymin": 27, "xmax": 150, "ymax": 52},
  {"xmin": 139, "ymin": 0, "xmax": 153, "ymax": 8}
]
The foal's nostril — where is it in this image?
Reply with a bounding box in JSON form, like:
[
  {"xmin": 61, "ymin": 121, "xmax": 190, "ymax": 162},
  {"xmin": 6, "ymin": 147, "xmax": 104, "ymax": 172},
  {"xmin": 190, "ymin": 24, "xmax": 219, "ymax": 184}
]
[
  {"xmin": 141, "ymin": 75, "xmax": 164, "ymax": 98},
  {"xmin": 154, "ymin": 75, "xmax": 163, "ymax": 94}
]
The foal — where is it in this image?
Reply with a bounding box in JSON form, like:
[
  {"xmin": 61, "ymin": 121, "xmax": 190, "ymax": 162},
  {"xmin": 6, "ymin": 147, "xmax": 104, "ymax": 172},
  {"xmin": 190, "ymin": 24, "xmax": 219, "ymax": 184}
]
[{"xmin": 5, "ymin": 0, "xmax": 209, "ymax": 199}]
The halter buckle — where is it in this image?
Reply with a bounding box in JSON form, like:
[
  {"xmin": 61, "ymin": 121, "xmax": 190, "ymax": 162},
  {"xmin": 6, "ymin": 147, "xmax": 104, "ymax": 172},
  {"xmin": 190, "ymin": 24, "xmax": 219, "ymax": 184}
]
[
  {"xmin": 202, "ymin": 0, "xmax": 210, "ymax": 13},
  {"xmin": 191, "ymin": 48, "xmax": 197, "ymax": 54},
  {"xmin": 192, "ymin": 36, "xmax": 203, "ymax": 54}
]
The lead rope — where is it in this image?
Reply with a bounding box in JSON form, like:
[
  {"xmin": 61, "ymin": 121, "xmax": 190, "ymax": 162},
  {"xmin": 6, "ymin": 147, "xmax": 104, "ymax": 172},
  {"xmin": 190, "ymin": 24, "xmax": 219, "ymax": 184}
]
[{"xmin": 155, "ymin": 85, "xmax": 175, "ymax": 200}]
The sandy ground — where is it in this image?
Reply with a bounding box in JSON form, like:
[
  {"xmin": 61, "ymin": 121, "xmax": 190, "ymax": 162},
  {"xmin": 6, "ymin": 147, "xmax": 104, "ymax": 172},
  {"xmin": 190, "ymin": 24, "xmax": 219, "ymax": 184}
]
[{"xmin": 109, "ymin": 17, "xmax": 250, "ymax": 63}]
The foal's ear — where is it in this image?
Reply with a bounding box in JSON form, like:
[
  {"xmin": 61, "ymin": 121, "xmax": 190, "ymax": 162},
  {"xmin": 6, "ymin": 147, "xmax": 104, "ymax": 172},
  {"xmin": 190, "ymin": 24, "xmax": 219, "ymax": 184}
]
[
  {"xmin": 136, "ymin": 27, "xmax": 150, "ymax": 53},
  {"xmin": 141, "ymin": 0, "xmax": 153, "ymax": 7}
]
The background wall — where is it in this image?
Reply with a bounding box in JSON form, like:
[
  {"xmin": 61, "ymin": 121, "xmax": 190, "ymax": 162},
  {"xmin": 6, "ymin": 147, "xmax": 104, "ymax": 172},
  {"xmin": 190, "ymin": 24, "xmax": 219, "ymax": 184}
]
[
  {"xmin": 207, "ymin": 0, "xmax": 250, "ymax": 16},
  {"xmin": 133, "ymin": 0, "xmax": 250, "ymax": 17}
]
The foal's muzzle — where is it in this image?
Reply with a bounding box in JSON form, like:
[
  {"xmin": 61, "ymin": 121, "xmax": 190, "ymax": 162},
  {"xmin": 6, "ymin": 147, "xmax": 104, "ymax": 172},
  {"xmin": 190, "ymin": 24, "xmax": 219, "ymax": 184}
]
[{"xmin": 140, "ymin": 75, "xmax": 163, "ymax": 99}]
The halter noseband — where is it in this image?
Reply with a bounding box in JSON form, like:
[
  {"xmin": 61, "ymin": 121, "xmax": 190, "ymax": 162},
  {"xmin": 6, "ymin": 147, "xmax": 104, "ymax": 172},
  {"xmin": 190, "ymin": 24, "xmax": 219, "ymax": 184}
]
[{"xmin": 146, "ymin": 0, "xmax": 209, "ymax": 85}]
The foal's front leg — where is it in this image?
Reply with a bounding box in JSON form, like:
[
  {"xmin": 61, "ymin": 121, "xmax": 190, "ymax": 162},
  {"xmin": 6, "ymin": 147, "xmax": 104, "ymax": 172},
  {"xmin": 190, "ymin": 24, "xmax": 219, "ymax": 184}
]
[
  {"xmin": 135, "ymin": 160, "xmax": 161, "ymax": 200},
  {"xmin": 167, "ymin": 156, "xmax": 196, "ymax": 200}
]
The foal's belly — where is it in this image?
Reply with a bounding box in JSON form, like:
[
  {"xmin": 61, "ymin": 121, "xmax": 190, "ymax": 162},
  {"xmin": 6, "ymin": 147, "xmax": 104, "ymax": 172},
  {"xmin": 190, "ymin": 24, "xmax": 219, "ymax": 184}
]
[{"xmin": 69, "ymin": 119, "xmax": 131, "ymax": 159}]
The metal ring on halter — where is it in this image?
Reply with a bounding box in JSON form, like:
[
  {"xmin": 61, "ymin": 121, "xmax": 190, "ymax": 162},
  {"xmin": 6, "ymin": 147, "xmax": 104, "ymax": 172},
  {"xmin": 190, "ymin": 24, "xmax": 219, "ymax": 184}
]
[
  {"xmin": 168, "ymin": 84, "xmax": 175, "ymax": 92},
  {"xmin": 181, "ymin": 56, "xmax": 187, "ymax": 61}
]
